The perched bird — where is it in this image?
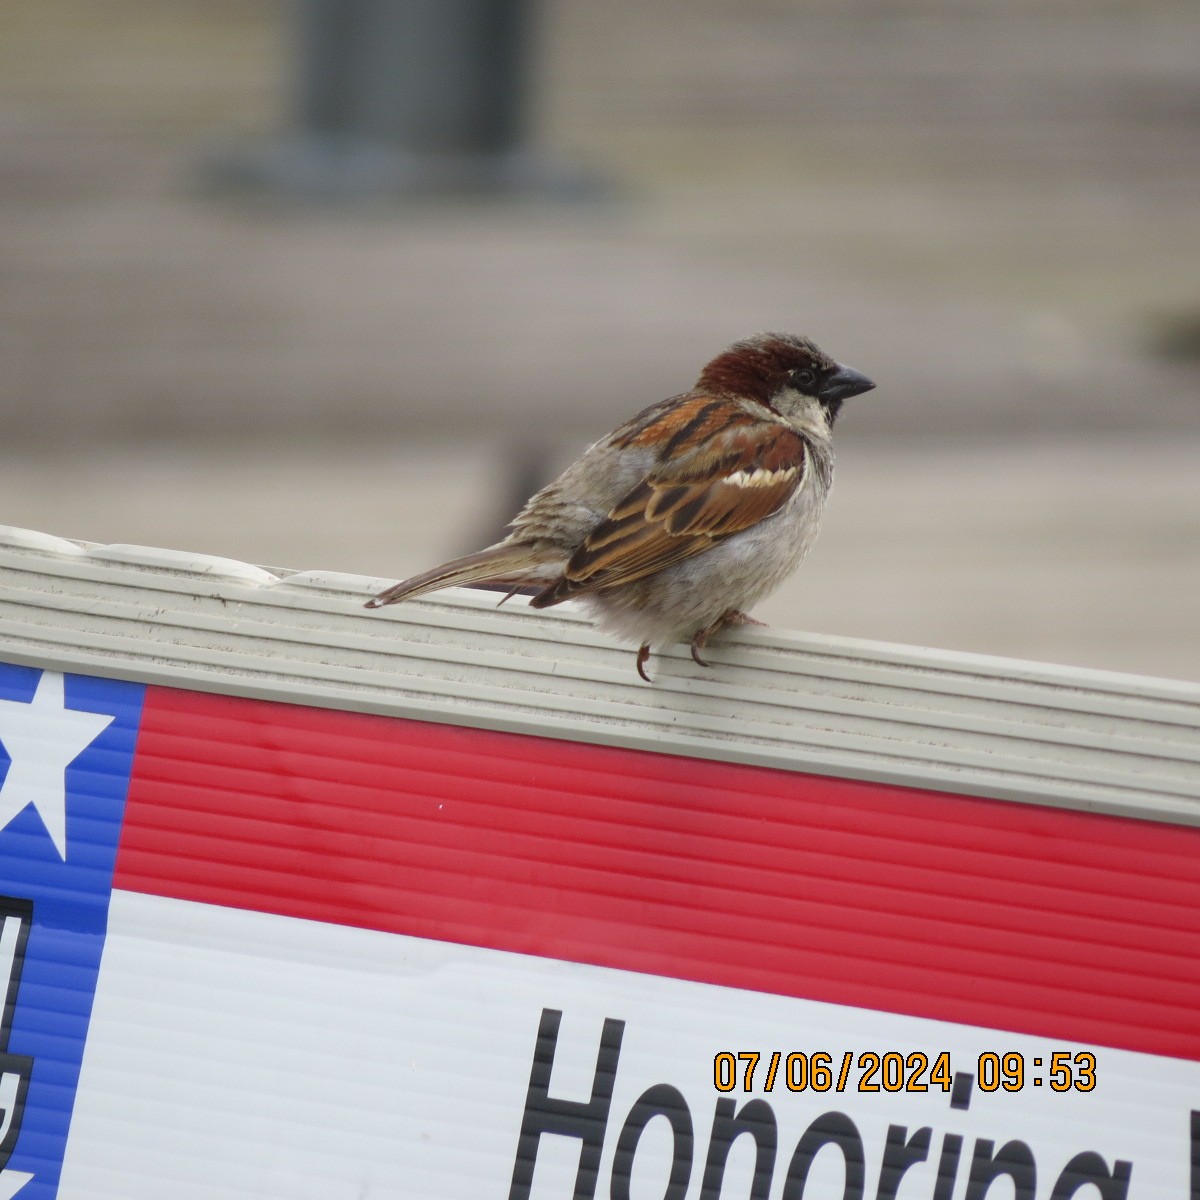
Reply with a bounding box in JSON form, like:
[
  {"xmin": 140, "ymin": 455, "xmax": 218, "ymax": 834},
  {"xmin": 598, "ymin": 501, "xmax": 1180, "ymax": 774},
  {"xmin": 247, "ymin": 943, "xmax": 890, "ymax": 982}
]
[{"xmin": 365, "ymin": 333, "xmax": 875, "ymax": 681}]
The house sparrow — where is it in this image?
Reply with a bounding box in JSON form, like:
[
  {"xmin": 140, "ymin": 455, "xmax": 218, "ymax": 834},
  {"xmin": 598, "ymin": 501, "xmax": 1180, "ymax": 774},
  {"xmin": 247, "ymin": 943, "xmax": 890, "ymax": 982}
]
[{"xmin": 366, "ymin": 333, "xmax": 874, "ymax": 681}]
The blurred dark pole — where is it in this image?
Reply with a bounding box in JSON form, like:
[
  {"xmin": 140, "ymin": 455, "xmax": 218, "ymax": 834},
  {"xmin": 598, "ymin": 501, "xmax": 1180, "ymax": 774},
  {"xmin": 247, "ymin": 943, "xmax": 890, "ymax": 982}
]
[
  {"xmin": 211, "ymin": 0, "xmax": 597, "ymax": 200},
  {"xmin": 298, "ymin": 0, "xmax": 527, "ymax": 156}
]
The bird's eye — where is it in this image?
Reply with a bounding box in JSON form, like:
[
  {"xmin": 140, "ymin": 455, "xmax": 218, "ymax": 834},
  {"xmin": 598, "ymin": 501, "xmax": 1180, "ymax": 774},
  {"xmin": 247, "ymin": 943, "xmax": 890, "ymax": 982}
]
[{"xmin": 791, "ymin": 367, "xmax": 817, "ymax": 391}]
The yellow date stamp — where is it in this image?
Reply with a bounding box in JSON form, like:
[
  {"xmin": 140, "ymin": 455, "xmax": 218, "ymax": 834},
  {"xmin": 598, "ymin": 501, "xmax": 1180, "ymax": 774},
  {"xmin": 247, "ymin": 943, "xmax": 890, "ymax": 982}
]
[{"xmin": 713, "ymin": 1050, "xmax": 1096, "ymax": 1095}]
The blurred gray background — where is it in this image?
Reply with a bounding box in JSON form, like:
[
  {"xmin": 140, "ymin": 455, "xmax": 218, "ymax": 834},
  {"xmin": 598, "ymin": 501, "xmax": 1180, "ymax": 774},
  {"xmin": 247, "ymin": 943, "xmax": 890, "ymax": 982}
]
[{"xmin": 2, "ymin": 0, "xmax": 1197, "ymax": 679}]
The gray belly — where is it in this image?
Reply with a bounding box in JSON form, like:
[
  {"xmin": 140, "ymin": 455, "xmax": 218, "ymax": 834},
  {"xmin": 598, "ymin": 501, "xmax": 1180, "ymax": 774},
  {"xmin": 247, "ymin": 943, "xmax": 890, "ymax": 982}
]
[{"xmin": 582, "ymin": 474, "xmax": 832, "ymax": 645}]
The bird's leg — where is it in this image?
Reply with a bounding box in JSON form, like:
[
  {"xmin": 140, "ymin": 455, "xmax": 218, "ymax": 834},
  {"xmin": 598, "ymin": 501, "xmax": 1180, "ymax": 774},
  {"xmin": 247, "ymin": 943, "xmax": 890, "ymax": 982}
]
[
  {"xmin": 635, "ymin": 643, "xmax": 652, "ymax": 683},
  {"xmin": 690, "ymin": 608, "xmax": 767, "ymax": 667}
]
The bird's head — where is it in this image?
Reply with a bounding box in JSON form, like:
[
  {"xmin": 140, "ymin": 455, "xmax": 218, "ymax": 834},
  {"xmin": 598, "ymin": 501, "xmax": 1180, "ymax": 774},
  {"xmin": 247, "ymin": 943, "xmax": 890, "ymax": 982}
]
[{"xmin": 696, "ymin": 332, "xmax": 875, "ymax": 426}]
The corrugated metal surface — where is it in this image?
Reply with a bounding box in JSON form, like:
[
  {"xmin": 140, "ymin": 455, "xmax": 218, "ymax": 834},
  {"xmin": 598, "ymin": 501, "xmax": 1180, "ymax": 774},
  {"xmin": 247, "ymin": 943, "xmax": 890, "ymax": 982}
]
[
  {"xmin": 1, "ymin": 527, "xmax": 1198, "ymax": 824},
  {"xmin": 117, "ymin": 685, "xmax": 1200, "ymax": 1061}
]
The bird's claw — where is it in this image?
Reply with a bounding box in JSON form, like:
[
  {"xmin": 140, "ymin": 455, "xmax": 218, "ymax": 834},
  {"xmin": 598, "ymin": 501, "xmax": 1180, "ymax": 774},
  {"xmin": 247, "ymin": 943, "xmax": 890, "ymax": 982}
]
[{"xmin": 636, "ymin": 643, "xmax": 652, "ymax": 683}]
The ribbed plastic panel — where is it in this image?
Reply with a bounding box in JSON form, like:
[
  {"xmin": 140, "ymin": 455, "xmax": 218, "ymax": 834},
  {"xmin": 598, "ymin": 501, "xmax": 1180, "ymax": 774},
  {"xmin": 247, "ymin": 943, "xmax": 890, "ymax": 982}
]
[
  {"xmin": 118, "ymin": 686, "xmax": 1200, "ymax": 1061},
  {"xmin": 1, "ymin": 526, "xmax": 1198, "ymax": 825}
]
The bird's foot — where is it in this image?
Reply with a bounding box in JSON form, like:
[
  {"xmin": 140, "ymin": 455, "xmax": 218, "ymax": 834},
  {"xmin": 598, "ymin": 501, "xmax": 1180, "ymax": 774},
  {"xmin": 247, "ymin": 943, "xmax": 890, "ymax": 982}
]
[
  {"xmin": 689, "ymin": 609, "xmax": 766, "ymax": 667},
  {"xmin": 642, "ymin": 610, "xmax": 767, "ymax": 679},
  {"xmin": 635, "ymin": 643, "xmax": 652, "ymax": 683},
  {"xmin": 721, "ymin": 609, "xmax": 767, "ymax": 628},
  {"xmin": 689, "ymin": 621, "xmax": 723, "ymax": 667}
]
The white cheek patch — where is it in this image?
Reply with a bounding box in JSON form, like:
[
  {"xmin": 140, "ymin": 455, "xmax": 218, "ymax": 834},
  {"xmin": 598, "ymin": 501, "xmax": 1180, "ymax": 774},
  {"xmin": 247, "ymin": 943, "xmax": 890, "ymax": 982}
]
[{"xmin": 723, "ymin": 465, "xmax": 799, "ymax": 489}]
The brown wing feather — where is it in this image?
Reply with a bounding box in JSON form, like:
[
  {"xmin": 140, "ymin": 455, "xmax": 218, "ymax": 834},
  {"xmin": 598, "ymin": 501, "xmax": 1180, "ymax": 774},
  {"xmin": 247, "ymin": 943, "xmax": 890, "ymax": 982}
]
[{"xmin": 530, "ymin": 405, "xmax": 808, "ymax": 607}]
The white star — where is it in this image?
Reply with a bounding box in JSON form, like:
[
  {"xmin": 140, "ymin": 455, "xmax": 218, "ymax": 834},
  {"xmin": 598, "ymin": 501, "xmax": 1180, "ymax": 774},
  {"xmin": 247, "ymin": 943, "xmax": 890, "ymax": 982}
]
[
  {"xmin": 0, "ymin": 1169, "xmax": 32, "ymax": 1198},
  {"xmin": 0, "ymin": 671, "xmax": 114, "ymax": 861}
]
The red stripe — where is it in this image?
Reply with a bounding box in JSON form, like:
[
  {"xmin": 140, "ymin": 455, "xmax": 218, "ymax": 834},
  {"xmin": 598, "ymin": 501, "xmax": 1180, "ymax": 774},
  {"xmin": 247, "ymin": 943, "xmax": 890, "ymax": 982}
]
[{"xmin": 116, "ymin": 686, "xmax": 1200, "ymax": 1060}]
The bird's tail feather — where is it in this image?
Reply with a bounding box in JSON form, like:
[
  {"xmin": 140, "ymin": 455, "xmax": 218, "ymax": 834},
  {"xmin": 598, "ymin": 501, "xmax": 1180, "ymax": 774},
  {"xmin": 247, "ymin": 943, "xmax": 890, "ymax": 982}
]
[{"xmin": 364, "ymin": 543, "xmax": 560, "ymax": 609}]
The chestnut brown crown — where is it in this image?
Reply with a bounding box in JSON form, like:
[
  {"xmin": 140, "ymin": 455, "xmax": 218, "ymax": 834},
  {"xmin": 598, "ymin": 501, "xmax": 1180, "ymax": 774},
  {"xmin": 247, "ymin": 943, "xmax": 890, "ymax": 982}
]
[{"xmin": 696, "ymin": 332, "xmax": 875, "ymax": 421}]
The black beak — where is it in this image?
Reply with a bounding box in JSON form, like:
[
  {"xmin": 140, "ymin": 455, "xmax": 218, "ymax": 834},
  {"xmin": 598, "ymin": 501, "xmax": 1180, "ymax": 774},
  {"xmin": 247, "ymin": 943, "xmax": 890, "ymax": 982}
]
[{"xmin": 820, "ymin": 364, "xmax": 875, "ymax": 404}]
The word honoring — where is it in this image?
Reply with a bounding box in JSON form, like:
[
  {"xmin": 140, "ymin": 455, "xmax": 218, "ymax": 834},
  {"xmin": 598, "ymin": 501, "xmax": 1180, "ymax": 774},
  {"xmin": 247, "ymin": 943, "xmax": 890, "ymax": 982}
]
[{"xmin": 507, "ymin": 1009, "xmax": 1152, "ymax": 1200}]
